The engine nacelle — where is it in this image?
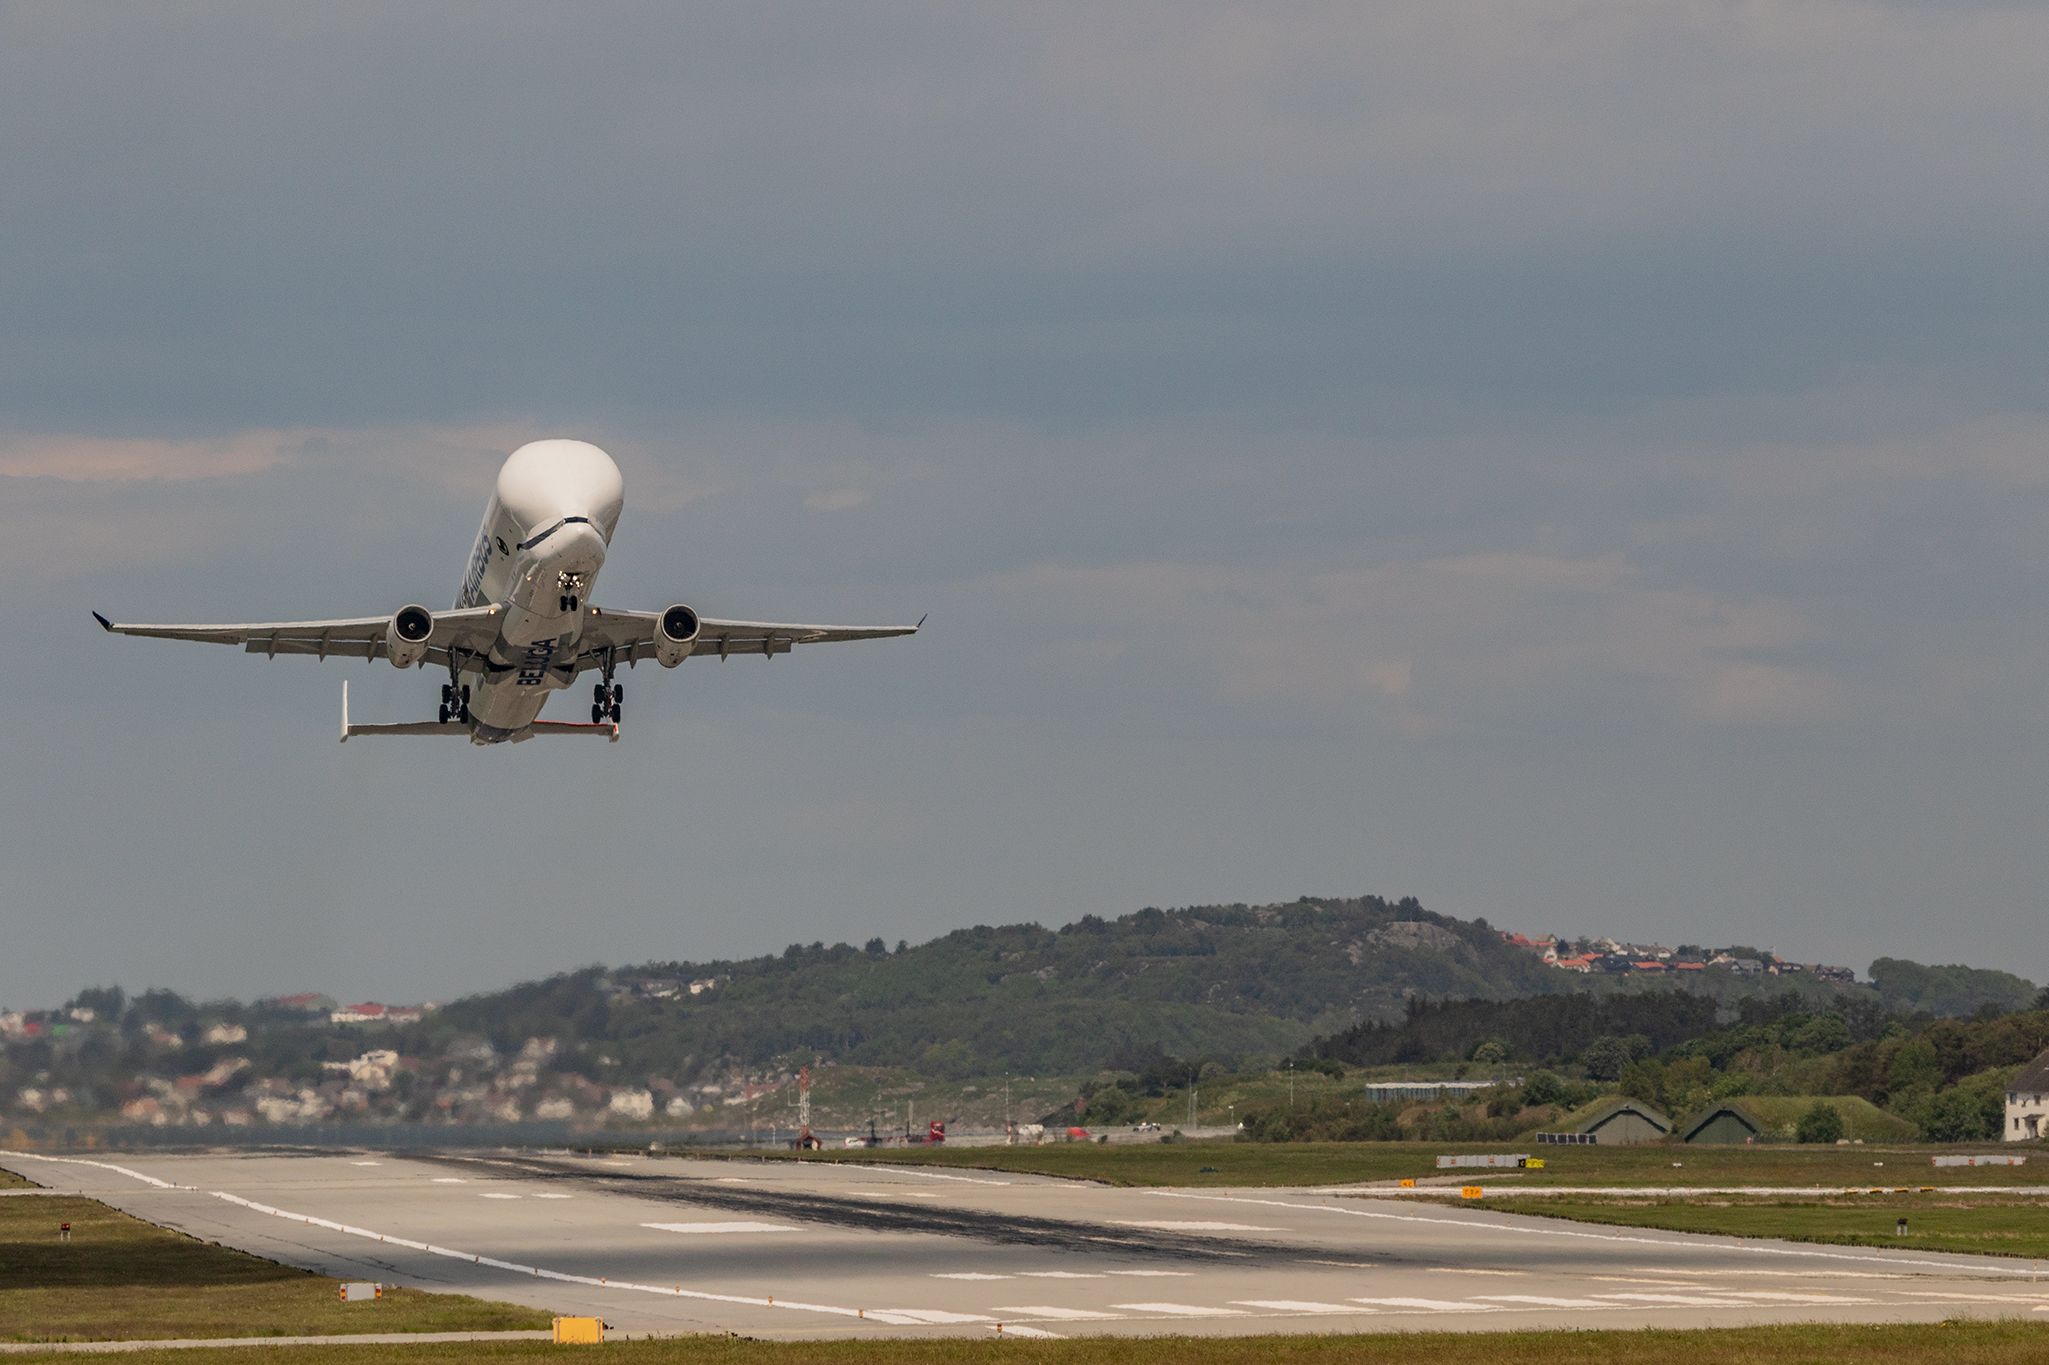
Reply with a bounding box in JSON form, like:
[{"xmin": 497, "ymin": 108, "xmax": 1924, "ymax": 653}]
[
  {"xmin": 654, "ymin": 603, "xmax": 700, "ymax": 668},
  {"xmin": 385, "ymin": 605, "xmax": 435, "ymax": 669}
]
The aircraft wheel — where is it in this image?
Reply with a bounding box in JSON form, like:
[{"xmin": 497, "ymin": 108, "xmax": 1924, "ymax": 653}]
[
  {"xmin": 594, "ymin": 682, "xmax": 609, "ymax": 705},
  {"xmin": 437, "ymin": 704, "xmax": 450, "ymax": 724},
  {"xmin": 611, "ymin": 683, "xmax": 623, "ymax": 704},
  {"xmin": 460, "ymin": 685, "xmax": 470, "ymax": 704},
  {"xmin": 592, "ymin": 703, "xmax": 605, "ymax": 723}
]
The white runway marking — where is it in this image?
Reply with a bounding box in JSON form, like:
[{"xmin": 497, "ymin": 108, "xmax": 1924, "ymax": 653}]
[
  {"xmin": 1477, "ymin": 1295, "xmax": 1613, "ymax": 1308},
  {"xmin": 1115, "ymin": 1302, "xmax": 1246, "ymax": 1317},
  {"xmin": 532, "ymin": 1193, "xmax": 573, "ymax": 1200},
  {"xmin": 431, "ymin": 1177, "xmax": 467, "ymax": 1184},
  {"xmin": 1427, "ymin": 1267, "xmax": 1524, "ymax": 1276},
  {"xmin": 1150, "ymin": 1190, "xmax": 2047, "ymax": 1276},
  {"xmin": 349, "ymin": 1161, "xmax": 382, "ymax": 1167},
  {"xmin": 1106, "ymin": 1268, "xmax": 1193, "ymax": 1277},
  {"xmin": 1110, "ymin": 1220, "xmax": 1278, "ymax": 1232},
  {"xmin": 1020, "ymin": 1270, "xmax": 1104, "ymax": 1279},
  {"xmin": 879, "ymin": 1308, "xmax": 994, "ymax": 1324},
  {"xmin": 995, "ymin": 1306, "xmax": 1117, "ymax": 1320},
  {"xmin": 854, "ymin": 1167, "xmax": 1011, "ymax": 1186},
  {"xmin": 642, "ymin": 1221, "xmax": 798, "ymax": 1235},
  {"xmin": 1232, "ymin": 1299, "xmax": 1359, "ymax": 1314},
  {"xmin": 933, "ymin": 1272, "xmax": 1012, "ymax": 1281},
  {"xmin": 7, "ymin": 1153, "xmax": 177, "ymax": 1189},
  {"xmin": 1718, "ymin": 1291, "xmax": 1874, "ymax": 1304},
  {"xmin": 853, "ymin": 1190, "xmax": 939, "ymax": 1199},
  {"xmin": 996, "ymin": 1325, "xmax": 1066, "ymax": 1338},
  {"xmin": 479, "ymin": 1193, "xmax": 522, "ymax": 1200},
  {"xmin": 205, "ymin": 1191, "xmax": 899, "ymax": 1323},
  {"xmin": 1351, "ymin": 1297, "xmax": 1499, "ymax": 1312},
  {"xmin": 713, "ymin": 1177, "xmax": 753, "ymax": 1183},
  {"xmin": 1596, "ymin": 1292, "xmax": 1752, "ymax": 1306}
]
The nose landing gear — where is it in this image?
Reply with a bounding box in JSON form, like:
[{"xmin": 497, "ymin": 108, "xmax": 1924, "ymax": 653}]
[
  {"xmin": 438, "ymin": 682, "xmax": 471, "ymax": 726},
  {"xmin": 592, "ymin": 679, "xmax": 622, "ymax": 725}
]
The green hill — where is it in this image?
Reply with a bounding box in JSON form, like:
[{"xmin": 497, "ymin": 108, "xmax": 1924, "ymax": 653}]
[{"xmin": 420, "ymin": 896, "xmax": 1561, "ymax": 1082}]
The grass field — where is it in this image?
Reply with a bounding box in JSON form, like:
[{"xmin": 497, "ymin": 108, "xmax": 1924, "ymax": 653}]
[
  {"xmin": 1, "ymin": 1322, "xmax": 2047, "ymax": 1364},
  {"xmin": 0, "ymin": 1166, "xmax": 31, "ymax": 1189},
  {"xmin": 1487, "ymin": 1192, "xmax": 2049, "ymax": 1261},
  {"xmin": 0, "ymin": 1194, "xmax": 551, "ymax": 1342},
  {"xmin": 683, "ymin": 1138, "xmax": 2049, "ymax": 1190}
]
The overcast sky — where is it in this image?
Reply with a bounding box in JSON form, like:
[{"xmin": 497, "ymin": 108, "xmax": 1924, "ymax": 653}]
[{"xmin": 5, "ymin": 2, "xmax": 2048, "ymax": 1008}]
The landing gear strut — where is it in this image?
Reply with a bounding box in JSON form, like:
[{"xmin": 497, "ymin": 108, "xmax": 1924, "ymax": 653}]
[
  {"xmin": 438, "ymin": 681, "xmax": 471, "ymax": 726},
  {"xmin": 592, "ymin": 676, "xmax": 622, "ymax": 725}
]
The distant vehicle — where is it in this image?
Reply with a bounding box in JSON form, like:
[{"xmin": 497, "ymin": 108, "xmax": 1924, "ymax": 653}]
[
  {"xmin": 1133, "ymin": 1121, "xmax": 1161, "ymax": 1132},
  {"xmin": 842, "ymin": 1135, "xmax": 870, "ymax": 1149},
  {"xmin": 1065, "ymin": 1126, "xmax": 1092, "ymax": 1141},
  {"xmin": 906, "ymin": 1120, "xmax": 946, "ymax": 1145},
  {"xmin": 94, "ymin": 439, "xmax": 920, "ymax": 744}
]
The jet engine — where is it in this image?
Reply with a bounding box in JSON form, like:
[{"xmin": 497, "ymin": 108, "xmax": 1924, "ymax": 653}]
[
  {"xmin": 654, "ymin": 603, "xmax": 700, "ymax": 667},
  {"xmin": 385, "ymin": 605, "xmax": 435, "ymax": 668}
]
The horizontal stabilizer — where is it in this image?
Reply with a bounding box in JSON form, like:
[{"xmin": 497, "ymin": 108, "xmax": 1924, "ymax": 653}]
[{"xmin": 339, "ymin": 682, "xmax": 618, "ymax": 742}]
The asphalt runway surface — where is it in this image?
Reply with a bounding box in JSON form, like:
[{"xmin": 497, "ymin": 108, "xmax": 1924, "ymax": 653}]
[{"xmin": 10, "ymin": 1148, "xmax": 2049, "ymax": 1340}]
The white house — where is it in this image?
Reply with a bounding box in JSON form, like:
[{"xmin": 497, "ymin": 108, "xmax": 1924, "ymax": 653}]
[{"xmin": 2005, "ymin": 1050, "xmax": 2049, "ymax": 1141}]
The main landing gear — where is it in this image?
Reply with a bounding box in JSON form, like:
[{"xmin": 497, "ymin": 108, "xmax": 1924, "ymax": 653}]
[
  {"xmin": 592, "ymin": 679, "xmax": 622, "ymax": 725},
  {"xmin": 438, "ymin": 682, "xmax": 471, "ymax": 725}
]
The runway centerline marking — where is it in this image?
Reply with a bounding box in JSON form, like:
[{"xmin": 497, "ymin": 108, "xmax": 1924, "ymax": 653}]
[
  {"xmin": 933, "ymin": 1272, "xmax": 1012, "ymax": 1281},
  {"xmin": 1019, "ymin": 1271, "xmax": 1104, "ymax": 1279},
  {"xmin": 1109, "ymin": 1220, "xmax": 1278, "ymax": 1232},
  {"xmin": 480, "ymin": 1193, "xmax": 522, "ymax": 1200},
  {"xmin": 643, "ymin": 1221, "xmax": 798, "ymax": 1235}
]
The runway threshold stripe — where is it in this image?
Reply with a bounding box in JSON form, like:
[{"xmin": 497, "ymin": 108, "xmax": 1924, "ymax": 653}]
[
  {"xmin": 934, "ymin": 1273, "xmax": 1013, "ymax": 1281},
  {"xmin": 1350, "ymin": 1297, "xmax": 1499, "ymax": 1312},
  {"xmin": 1231, "ymin": 1300, "xmax": 1359, "ymax": 1314},
  {"xmin": 1114, "ymin": 1302, "xmax": 1247, "ymax": 1317},
  {"xmin": 1476, "ymin": 1295, "xmax": 1613, "ymax": 1308},
  {"xmin": 996, "ymin": 1325, "xmax": 1066, "ymax": 1338},
  {"xmin": 993, "ymin": 1306, "xmax": 1117, "ymax": 1320}
]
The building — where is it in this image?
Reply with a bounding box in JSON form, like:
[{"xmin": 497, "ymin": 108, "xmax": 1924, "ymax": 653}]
[
  {"xmin": 1680, "ymin": 1102, "xmax": 1763, "ymax": 1145},
  {"xmin": 1570, "ymin": 1099, "xmax": 1673, "ymax": 1145},
  {"xmin": 1361, "ymin": 1081, "xmax": 1501, "ymax": 1104},
  {"xmin": 2006, "ymin": 1050, "xmax": 2049, "ymax": 1142}
]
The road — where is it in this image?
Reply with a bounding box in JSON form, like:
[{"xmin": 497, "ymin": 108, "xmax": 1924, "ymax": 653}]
[{"xmin": 8, "ymin": 1148, "xmax": 2049, "ymax": 1341}]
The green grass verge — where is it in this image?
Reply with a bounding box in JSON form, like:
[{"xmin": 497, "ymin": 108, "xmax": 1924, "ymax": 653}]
[
  {"xmin": 0, "ymin": 1195, "xmax": 551, "ymax": 1342},
  {"xmin": 1486, "ymin": 1192, "xmax": 2049, "ymax": 1261},
  {"xmin": 0, "ymin": 1165, "xmax": 31, "ymax": 1189},
  {"xmin": 682, "ymin": 1138, "xmax": 2049, "ymax": 1190},
  {"xmin": 3, "ymin": 1323, "xmax": 2049, "ymax": 1364}
]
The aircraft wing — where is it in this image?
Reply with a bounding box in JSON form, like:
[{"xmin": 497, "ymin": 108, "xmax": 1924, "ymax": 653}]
[
  {"xmin": 575, "ymin": 607, "xmax": 921, "ymax": 670},
  {"xmin": 92, "ymin": 605, "xmax": 505, "ymax": 668}
]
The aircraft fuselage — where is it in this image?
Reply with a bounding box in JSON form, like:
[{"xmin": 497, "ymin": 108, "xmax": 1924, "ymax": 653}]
[{"xmin": 452, "ymin": 440, "xmax": 624, "ymax": 743}]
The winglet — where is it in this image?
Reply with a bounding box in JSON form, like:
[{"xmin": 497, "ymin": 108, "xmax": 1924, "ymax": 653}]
[
  {"xmin": 340, "ymin": 680, "xmax": 351, "ymax": 743},
  {"xmin": 916, "ymin": 613, "xmax": 927, "ymax": 630},
  {"xmin": 92, "ymin": 611, "xmax": 113, "ymax": 632}
]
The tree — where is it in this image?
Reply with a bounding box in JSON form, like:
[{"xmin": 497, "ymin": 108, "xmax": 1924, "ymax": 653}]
[
  {"xmin": 1582, "ymin": 1035, "xmax": 1632, "ymax": 1082},
  {"xmin": 1469, "ymin": 1039, "xmax": 1508, "ymax": 1064},
  {"xmin": 1796, "ymin": 1101, "xmax": 1844, "ymax": 1144},
  {"xmin": 1521, "ymin": 1071, "xmax": 1567, "ymax": 1107}
]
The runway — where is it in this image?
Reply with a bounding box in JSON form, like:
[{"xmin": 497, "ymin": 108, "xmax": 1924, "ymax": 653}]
[{"xmin": 9, "ymin": 1148, "xmax": 2049, "ymax": 1340}]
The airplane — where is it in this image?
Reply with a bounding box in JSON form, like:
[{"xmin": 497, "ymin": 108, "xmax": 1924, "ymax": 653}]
[{"xmin": 92, "ymin": 439, "xmax": 920, "ymax": 744}]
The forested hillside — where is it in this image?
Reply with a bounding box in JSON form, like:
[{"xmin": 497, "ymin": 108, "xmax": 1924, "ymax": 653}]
[{"xmin": 421, "ymin": 896, "xmax": 1560, "ymax": 1081}]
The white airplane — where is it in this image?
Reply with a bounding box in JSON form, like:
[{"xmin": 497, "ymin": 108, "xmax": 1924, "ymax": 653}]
[{"xmin": 93, "ymin": 439, "xmax": 920, "ymax": 744}]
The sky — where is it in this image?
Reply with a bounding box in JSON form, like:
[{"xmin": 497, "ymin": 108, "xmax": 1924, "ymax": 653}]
[{"xmin": 4, "ymin": 2, "xmax": 2049, "ymax": 1007}]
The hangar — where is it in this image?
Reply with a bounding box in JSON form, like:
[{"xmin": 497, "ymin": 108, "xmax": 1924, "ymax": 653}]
[
  {"xmin": 1679, "ymin": 1102, "xmax": 1764, "ymax": 1145},
  {"xmin": 1571, "ymin": 1098, "xmax": 1673, "ymax": 1145}
]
